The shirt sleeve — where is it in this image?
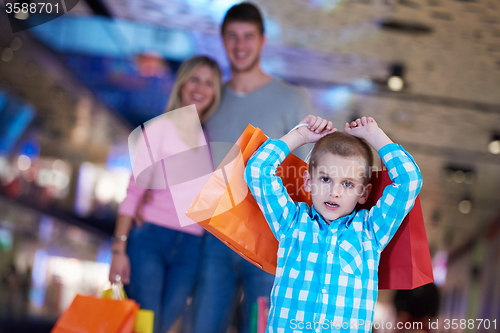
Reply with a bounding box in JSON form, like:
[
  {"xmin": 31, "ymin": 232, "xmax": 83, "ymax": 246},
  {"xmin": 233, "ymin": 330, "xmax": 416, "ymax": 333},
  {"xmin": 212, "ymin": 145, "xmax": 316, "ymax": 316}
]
[
  {"xmin": 118, "ymin": 175, "xmax": 147, "ymax": 217},
  {"xmin": 244, "ymin": 139, "xmax": 300, "ymax": 239},
  {"xmin": 367, "ymin": 143, "xmax": 423, "ymax": 251}
]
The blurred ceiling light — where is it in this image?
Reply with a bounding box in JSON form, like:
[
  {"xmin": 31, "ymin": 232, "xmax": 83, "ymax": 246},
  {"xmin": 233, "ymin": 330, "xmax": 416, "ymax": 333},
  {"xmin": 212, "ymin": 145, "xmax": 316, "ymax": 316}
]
[
  {"xmin": 452, "ymin": 170, "xmax": 465, "ymax": 183},
  {"xmin": 15, "ymin": 11, "xmax": 29, "ymax": 20},
  {"xmin": 488, "ymin": 134, "xmax": 500, "ymax": 154},
  {"xmin": 387, "ymin": 63, "xmax": 405, "ymax": 92},
  {"xmin": 10, "ymin": 37, "xmax": 23, "ymax": 51},
  {"xmin": 443, "ymin": 166, "xmax": 475, "ymax": 184},
  {"xmin": 388, "ymin": 76, "xmax": 404, "ymax": 91},
  {"xmin": 17, "ymin": 155, "xmax": 31, "ymax": 171},
  {"xmin": 464, "ymin": 171, "xmax": 475, "ymax": 185},
  {"xmin": 458, "ymin": 198, "xmax": 472, "ymax": 214},
  {"xmin": 1, "ymin": 48, "xmax": 14, "ymax": 62}
]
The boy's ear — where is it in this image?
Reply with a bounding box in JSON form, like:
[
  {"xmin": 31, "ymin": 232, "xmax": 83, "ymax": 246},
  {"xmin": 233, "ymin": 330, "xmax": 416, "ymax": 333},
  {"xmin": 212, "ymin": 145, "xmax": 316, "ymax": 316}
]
[
  {"xmin": 357, "ymin": 183, "xmax": 372, "ymax": 205},
  {"xmin": 303, "ymin": 170, "xmax": 312, "ymax": 193}
]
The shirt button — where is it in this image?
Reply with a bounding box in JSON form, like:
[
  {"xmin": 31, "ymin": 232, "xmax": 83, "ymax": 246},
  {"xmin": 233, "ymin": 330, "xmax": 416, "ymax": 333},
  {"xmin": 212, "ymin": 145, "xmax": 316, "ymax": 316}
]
[
  {"xmin": 322, "ymin": 288, "xmax": 327, "ymax": 293},
  {"xmin": 327, "ymin": 251, "xmax": 332, "ymax": 255},
  {"xmin": 315, "ymin": 329, "xmax": 320, "ymax": 333}
]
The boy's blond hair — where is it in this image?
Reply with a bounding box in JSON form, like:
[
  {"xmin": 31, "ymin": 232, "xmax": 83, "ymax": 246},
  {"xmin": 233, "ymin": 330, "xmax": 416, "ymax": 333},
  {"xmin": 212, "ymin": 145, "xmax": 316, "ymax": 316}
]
[{"xmin": 309, "ymin": 132, "xmax": 374, "ymax": 184}]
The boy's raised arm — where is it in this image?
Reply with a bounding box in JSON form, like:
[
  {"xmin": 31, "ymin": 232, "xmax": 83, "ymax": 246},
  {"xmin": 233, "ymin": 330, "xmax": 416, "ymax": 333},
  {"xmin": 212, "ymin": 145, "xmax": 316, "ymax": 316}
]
[
  {"xmin": 244, "ymin": 116, "xmax": 335, "ymax": 239},
  {"xmin": 280, "ymin": 115, "xmax": 336, "ymax": 152},
  {"xmin": 369, "ymin": 144, "xmax": 422, "ymax": 250},
  {"xmin": 347, "ymin": 117, "xmax": 423, "ymax": 250},
  {"xmin": 344, "ymin": 116, "xmax": 393, "ymax": 150},
  {"xmin": 244, "ymin": 139, "xmax": 299, "ymax": 239}
]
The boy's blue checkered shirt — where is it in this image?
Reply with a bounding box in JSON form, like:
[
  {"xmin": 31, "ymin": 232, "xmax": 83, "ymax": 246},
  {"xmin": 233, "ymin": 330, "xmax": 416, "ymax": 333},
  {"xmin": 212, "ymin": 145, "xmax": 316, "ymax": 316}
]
[{"xmin": 244, "ymin": 139, "xmax": 423, "ymax": 333}]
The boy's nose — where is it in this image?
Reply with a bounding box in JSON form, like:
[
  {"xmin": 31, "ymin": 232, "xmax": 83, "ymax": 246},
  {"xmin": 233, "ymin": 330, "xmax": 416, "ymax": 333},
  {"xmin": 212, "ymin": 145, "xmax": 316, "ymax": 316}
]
[{"xmin": 330, "ymin": 184, "xmax": 342, "ymax": 197}]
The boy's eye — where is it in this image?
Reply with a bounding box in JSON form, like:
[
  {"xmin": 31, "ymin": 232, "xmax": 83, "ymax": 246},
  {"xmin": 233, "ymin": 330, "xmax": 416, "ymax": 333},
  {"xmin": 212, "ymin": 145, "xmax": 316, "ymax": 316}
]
[
  {"xmin": 320, "ymin": 177, "xmax": 330, "ymax": 183},
  {"xmin": 342, "ymin": 181, "xmax": 354, "ymax": 188}
]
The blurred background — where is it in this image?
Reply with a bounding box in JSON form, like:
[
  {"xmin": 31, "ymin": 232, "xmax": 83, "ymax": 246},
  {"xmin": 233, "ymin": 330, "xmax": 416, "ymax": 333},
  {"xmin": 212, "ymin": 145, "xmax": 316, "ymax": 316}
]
[{"xmin": 0, "ymin": 0, "xmax": 499, "ymax": 332}]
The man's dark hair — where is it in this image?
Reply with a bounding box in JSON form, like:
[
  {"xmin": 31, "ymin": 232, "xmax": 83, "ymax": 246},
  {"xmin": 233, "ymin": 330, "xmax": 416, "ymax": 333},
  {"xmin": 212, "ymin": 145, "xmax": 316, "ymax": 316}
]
[{"xmin": 221, "ymin": 2, "xmax": 265, "ymax": 35}]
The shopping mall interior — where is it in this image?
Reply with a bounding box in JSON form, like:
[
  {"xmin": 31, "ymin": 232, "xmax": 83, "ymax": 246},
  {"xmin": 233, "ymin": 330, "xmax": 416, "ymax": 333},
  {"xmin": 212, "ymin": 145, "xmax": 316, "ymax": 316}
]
[{"xmin": 0, "ymin": 0, "xmax": 499, "ymax": 332}]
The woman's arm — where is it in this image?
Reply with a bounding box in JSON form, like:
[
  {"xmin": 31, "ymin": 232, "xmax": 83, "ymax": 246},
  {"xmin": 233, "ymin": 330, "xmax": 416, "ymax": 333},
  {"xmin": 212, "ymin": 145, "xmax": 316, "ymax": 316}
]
[{"xmin": 108, "ymin": 214, "xmax": 134, "ymax": 284}]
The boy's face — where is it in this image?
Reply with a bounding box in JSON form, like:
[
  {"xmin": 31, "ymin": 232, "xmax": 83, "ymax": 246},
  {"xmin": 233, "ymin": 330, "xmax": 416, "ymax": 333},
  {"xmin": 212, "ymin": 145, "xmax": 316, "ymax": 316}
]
[
  {"xmin": 303, "ymin": 153, "xmax": 372, "ymax": 223},
  {"xmin": 222, "ymin": 22, "xmax": 265, "ymax": 73}
]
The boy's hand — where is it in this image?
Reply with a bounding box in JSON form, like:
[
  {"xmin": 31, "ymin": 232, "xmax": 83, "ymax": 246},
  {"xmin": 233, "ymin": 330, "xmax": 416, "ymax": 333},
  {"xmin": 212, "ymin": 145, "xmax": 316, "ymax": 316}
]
[
  {"xmin": 345, "ymin": 116, "xmax": 393, "ymax": 151},
  {"xmin": 296, "ymin": 115, "xmax": 337, "ymax": 144},
  {"xmin": 279, "ymin": 116, "xmax": 336, "ymax": 153},
  {"xmin": 344, "ymin": 117, "xmax": 378, "ymax": 140}
]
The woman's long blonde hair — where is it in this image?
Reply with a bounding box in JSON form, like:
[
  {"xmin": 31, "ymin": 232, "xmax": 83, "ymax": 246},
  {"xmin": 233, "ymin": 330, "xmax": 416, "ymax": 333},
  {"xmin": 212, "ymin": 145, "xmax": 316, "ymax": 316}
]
[{"xmin": 165, "ymin": 56, "xmax": 222, "ymax": 123}]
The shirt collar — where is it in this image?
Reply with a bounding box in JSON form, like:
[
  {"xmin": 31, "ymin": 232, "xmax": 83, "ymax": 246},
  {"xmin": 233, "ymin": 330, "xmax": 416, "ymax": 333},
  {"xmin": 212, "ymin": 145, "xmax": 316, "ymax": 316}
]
[{"xmin": 311, "ymin": 206, "xmax": 357, "ymax": 230}]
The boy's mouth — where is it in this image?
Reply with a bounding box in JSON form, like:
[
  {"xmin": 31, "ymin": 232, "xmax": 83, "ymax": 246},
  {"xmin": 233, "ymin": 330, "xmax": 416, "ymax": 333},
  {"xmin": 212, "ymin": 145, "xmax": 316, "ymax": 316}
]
[{"xmin": 324, "ymin": 201, "xmax": 339, "ymax": 210}]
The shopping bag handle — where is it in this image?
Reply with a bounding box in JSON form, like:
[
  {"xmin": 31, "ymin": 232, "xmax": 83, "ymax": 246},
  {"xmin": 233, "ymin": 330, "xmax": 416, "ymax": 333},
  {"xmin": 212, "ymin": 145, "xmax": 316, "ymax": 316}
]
[
  {"xmin": 101, "ymin": 279, "xmax": 127, "ymax": 300},
  {"xmin": 288, "ymin": 123, "xmax": 314, "ymax": 163}
]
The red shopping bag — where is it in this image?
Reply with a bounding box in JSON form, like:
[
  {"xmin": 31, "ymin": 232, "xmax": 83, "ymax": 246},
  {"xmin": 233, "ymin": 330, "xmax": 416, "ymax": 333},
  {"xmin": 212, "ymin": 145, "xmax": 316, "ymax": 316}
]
[
  {"xmin": 51, "ymin": 294, "xmax": 139, "ymax": 333},
  {"xmin": 358, "ymin": 168, "xmax": 434, "ymax": 289}
]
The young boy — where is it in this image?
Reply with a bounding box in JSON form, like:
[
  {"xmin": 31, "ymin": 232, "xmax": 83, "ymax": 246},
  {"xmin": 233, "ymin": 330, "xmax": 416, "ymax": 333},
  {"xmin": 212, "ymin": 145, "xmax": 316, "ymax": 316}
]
[{"xmin": 244, "ymin": 115, "xmax": 422, "ymax": 332}]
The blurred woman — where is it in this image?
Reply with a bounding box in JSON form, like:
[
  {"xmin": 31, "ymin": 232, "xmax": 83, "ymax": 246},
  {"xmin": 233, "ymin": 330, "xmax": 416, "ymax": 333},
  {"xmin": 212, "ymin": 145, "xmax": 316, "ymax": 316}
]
[{"xmin": 109, "ymin": 56, "xmax": 222, "ymax": 333}]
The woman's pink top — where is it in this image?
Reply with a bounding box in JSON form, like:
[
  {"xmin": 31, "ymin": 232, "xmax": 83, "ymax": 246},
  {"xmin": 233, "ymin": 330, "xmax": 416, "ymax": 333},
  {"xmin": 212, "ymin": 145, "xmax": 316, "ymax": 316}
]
[
  {"xmin": 118, "ymin": 111, "xmax": 205, "ymax": 236},
  {"xmin": 118, "ymin": 176, "xmax": 204, "ymax": 236}
]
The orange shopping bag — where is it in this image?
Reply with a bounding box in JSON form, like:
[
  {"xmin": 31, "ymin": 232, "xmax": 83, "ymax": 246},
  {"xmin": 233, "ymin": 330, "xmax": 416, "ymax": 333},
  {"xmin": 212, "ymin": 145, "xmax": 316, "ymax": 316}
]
[
  {"xmin": 186, "ymin": 125, "xmax": 310, "ymax": 274},
  {"xmin": 51, "ymin": 292, "xmax": 139, "ymax": 333}
]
